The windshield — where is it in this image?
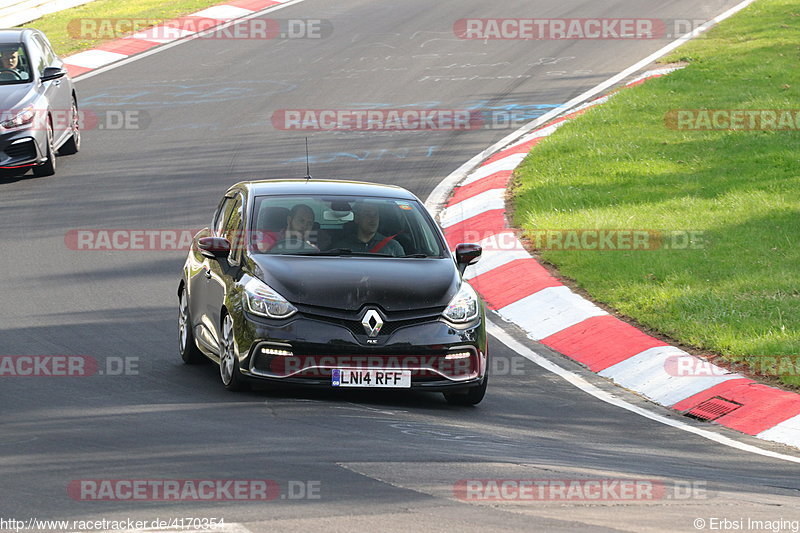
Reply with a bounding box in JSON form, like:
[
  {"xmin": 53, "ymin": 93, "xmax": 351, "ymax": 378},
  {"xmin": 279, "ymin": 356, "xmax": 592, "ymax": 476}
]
[
  {"xmin": 249, "ymin": 194, "xmax": 447, "ymax": 257},
  {"xmin": 0, "ymin": 43, "xmax": 32, "ymax": 85}
]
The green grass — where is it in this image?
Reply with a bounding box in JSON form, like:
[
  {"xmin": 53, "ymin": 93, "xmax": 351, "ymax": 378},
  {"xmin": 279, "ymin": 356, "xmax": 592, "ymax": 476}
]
[
  {"xmin": 510, "ymin": 0, "xmax": 800, "ymax": 386},
  {"xmin": 21, "ymin": 0, "xmax": 229, "ymax": 57}
]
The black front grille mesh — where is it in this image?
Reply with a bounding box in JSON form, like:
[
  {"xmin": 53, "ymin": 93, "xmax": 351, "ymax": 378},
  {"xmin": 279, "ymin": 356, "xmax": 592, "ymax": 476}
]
[
  {"xmin": 4, "ymin": 140, "xmax": 36, "ymax": 160},
  {"xmin": 295, "ymin": 304, "xmax": 444, "ymax": 337}
]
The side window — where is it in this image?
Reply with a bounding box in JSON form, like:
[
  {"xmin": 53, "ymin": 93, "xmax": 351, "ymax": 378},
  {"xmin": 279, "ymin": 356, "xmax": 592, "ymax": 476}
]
[
  {"xmin": 17, "ymin": 46, "xmax": 31, "ymax": 78},
  {"xmin": 38, "ymin": 34, "xmax": 61, "ymax": 66},
  {"xmin": 33, "ymin": 35, "xmax": 55, "ymax": 67},
  {"xmin": 213, "ymin": 197, "xmax": 234, "ymax": 235},
  {"xmin": 28, "ymin": 36, "xmax": 45, "ymax": 76},
  {"xmin": 224, "ymin": 195, "xmax": 244, "ymax": 262}
]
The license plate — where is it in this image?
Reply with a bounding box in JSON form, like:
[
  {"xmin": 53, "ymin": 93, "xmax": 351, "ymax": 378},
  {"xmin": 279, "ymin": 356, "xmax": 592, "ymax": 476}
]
[{"xmin": 331, "ymin": 368, "xmax": 411, "ymax": 388}]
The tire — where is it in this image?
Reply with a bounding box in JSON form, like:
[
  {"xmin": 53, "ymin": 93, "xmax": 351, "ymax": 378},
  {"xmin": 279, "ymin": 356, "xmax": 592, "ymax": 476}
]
[
  {"xmin": 178, "ymin": 288, "xmax": 205, "ymax": 364},
  {"xmin": 219, "ymin": 312, "xmax": 250, "ymax": 391},
  {"xmin": 32, "ymin": 118, "xmax": 55, "ymax": 177},
  {"xmin": 443, "ymin": 374, "xmax": 488, "ymax": 406},
  {"xmin": 59, "ymin": 97, "xmax": 80, "ymax": 155}
]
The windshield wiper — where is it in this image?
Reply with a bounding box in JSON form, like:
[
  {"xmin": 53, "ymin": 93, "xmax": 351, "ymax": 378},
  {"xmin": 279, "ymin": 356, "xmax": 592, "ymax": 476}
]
[
  {"xmin": 282, "ymin": 249, "xmax": 393, "ymax": 257},
  {"xmin": 340, "ymin": 250, "xmax": 394, "ymax": 257},
  {"xmin": 400, "ymin": 253, "xmax": 429, "ymax": 258},
  {"xmin": 282, "ymin": 248, "xmax": 351, "ymax": 256}
]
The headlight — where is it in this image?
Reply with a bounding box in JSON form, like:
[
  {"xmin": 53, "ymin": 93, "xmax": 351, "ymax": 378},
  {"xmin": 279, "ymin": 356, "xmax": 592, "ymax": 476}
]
[
  {"xmin": 443, "ymin": 282, "xmax": 480, "ymax": 323},
  {"xmin": 243, "ymin": 278, "xmax": 297, "ymax": 319},
  {"xmin": 1, "ymin": 107, "xmax": 35, "ymax": 129}
]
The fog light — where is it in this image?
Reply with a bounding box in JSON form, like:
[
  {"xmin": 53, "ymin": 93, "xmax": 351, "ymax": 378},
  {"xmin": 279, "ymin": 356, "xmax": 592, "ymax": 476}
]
[
  {"xmin": 445, "ymin": 351, "xmax": 471, "ymax": 360},
  {"xmin": 262, "ymin": 347, "xmax": 293, "ymax": 357}
]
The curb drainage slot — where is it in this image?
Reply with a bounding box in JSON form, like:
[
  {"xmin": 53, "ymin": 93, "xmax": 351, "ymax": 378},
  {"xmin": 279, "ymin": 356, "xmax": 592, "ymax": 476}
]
[{"xmin": 685, "ymin": 397, "xmax": 743, "ymax": 421}]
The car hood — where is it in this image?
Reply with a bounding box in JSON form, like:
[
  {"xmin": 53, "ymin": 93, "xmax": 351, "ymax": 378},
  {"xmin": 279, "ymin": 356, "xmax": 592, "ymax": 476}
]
[
  {"xmin": 250, "ymin": 255, "xmax": 460, "ymax": 312},
  {"xmin": 0, "ymin": 83, "xmax": 36, "ymax": 113}
]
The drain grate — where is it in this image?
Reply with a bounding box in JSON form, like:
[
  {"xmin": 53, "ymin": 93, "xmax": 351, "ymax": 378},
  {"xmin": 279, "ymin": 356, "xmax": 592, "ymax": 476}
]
[{"xmin": 685, "ymin": 397, "xmax": 743, "ymax": 421}]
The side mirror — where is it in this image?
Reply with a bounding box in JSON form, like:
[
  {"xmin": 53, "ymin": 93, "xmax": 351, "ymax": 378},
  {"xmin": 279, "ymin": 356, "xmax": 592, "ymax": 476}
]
[
  {"xmin": 198, "ymin": 236, "xmax": 231, "ymax": 259},
  {"xmin": 455, "ymin": 243, "xmax": 482, "ymax": 275},
  {"xmin": 40, "ymin": 67, "xmax": 67, "ymax": 82}
]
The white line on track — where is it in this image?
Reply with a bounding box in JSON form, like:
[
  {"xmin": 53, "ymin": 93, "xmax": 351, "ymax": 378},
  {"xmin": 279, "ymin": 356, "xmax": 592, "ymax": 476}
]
[{"xmin": 487, "ymin": 321, "xmax": 800, "ymax": 464}]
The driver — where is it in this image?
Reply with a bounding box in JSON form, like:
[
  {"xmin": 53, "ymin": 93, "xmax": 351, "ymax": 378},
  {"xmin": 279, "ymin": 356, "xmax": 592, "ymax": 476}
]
[
  {"xmin": 0, "ymin": 46, "xmax": 23, "ymax": 74},
  {"xmin": 333, "ymin": 201, "xmax": 404, "ymax": 256}
]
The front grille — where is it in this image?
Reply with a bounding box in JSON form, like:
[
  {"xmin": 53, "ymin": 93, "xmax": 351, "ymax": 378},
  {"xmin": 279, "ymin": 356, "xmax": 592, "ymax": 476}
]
[
  {"xmin": 294, "ymin": 303, "xmax": 444, "ymax": 337},
  {"xmin": 4, "ymin": 139, "xmax": 36, "ymax": 160},
  {"xmin": 295, "ymin": 303, "xmax": 445, "ymax": 321}
]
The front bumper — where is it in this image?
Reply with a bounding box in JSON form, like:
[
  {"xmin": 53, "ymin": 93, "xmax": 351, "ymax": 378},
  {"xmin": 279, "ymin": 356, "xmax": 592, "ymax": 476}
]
[
  {"xmin": 233, "ymin": 307, "xmax": 488, "ymax": 391},
  {"xmin": 0, "ymin": 128, "xmax": 45, "ymax": 168}
]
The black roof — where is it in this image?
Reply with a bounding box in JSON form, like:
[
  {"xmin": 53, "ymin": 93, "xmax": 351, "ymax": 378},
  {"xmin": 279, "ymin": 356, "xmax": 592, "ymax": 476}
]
[{"xmin": 234, "ymin": 179, "xmax": 419, "ymax": 201}]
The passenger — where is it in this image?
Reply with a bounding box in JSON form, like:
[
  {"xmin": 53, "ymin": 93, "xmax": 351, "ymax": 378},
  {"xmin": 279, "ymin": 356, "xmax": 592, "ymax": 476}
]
[
  {"xmin": 271, "ymin": 204, "xmax": 318, "ymax": 252},
  {"xmin": 334, "ymin": 202, "xmax": 404, "ymax": 256}
]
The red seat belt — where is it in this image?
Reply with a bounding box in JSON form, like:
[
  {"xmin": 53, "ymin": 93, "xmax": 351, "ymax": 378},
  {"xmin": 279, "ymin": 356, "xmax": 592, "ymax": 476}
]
[{"xmin": 369, "ymin": 233, "xmax": 399, "ymax": 253}]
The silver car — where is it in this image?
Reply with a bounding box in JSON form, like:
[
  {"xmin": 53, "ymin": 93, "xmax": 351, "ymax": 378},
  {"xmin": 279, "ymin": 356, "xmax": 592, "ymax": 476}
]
[{"xmin": 0, "ymin": 28, "xmax": 80, "ymax": 177}]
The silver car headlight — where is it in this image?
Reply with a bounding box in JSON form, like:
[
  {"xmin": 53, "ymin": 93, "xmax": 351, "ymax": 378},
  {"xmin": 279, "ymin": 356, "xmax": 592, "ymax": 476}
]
[
  {"xmin": 0, "ymin": 106, "xmax": 35, "ymax": 130},
  {"xmin": 443, "ymin": 282, "xmax": 480, "ymax": 323},
  {"xmin": 243, "ymin": 278, "xmax": 297, "ymax": 319}
]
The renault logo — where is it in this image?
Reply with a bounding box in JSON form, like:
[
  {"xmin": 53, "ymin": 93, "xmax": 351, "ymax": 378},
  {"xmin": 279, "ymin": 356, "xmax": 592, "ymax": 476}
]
[{"xmin": 361, "ymin": 309, "xmax": 383, "ymax": 337}]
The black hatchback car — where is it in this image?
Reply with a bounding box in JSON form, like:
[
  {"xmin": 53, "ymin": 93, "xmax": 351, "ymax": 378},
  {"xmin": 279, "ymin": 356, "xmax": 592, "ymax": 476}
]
[
  {"xmin": 0, "ymin": 28, "xmax": 80, "ymax": 177},
  {"xmin": 178, "ymin": 179, "xmax": 488, "ymax": 405}
]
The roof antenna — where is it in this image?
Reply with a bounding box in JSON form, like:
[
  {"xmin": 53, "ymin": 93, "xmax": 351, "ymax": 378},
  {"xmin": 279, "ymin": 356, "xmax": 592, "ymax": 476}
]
[{"xmin": 304, "ymin": 137, "xmax": 312, "ymax": 180}]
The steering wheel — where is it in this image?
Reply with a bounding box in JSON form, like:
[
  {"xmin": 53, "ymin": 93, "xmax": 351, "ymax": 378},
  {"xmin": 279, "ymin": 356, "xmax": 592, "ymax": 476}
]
[{"xmin": 0, "ymin": 69, "xmax": 21, "ymax": 80}]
